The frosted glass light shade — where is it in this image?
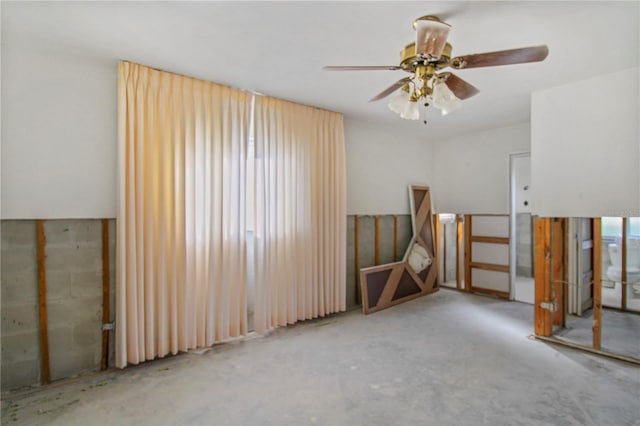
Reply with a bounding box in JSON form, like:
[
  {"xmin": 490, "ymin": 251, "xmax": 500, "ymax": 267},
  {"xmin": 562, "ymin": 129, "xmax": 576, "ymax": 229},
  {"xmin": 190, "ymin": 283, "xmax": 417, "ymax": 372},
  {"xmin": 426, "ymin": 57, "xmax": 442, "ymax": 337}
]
[
  {"xmin": 432, "ymin": 81, "xmax": 462, "ymax": 116},
  {"xmin": 415, "ymin": 18, "xmax": 451, "ymax": 59},
  {"xmin": 388, "ymin": 91, "xmax": 409, "ymax": 114},
  {"xmin": 400, "ymin": 101, "xmax": 420, "ymax": 120}
]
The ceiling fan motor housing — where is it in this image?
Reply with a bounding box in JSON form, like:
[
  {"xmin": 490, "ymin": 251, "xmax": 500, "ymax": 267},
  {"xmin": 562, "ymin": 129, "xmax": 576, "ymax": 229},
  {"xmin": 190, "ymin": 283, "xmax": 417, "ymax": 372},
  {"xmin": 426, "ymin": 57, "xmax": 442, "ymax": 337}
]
[{"xmin": 400, "ymin": 42, "xmax": 452, "ymax": 72}]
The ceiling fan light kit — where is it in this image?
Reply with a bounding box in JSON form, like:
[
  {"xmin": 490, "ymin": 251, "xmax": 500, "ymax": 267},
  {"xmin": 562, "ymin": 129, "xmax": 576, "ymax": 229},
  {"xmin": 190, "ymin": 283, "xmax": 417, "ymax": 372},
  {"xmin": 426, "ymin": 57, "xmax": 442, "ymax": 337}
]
[
  {"xmin": 324, "ymin": 14, "xmax": 549, "ymax": 123},
  {"xmin": 431, "ymin": 80, "xmax": 462, "ymax": 116}
]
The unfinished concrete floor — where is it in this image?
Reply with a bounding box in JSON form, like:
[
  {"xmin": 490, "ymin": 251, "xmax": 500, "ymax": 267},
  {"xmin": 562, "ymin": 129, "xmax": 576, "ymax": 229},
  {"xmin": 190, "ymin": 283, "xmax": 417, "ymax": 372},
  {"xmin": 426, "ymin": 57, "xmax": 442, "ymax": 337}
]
[
  {"xmin": 557, "ymin": 308, "xmax": 640, "ymax": 360},
  {"xmin": 2, "ymin": 290, "xmax": 639, "ymax": 425}
]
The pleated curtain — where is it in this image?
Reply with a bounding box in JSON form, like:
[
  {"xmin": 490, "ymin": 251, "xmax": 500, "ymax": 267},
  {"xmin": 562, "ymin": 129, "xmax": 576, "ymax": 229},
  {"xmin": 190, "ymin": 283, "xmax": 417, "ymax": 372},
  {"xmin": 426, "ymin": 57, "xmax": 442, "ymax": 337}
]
[
  {"xmin": 116, "ymin": 62, "xmax": 251, "ymax": 368},
  {"xmin": 253, "ymin": 96, "xmax": 347, "ymax": 333}
]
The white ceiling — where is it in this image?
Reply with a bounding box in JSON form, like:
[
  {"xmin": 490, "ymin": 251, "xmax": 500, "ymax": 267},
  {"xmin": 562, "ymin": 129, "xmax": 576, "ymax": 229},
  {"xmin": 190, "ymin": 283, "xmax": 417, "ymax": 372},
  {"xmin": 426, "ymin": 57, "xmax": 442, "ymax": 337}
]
[{"xmin": 3, "ymin": 1, "xmax": 639, "ymax": 141}]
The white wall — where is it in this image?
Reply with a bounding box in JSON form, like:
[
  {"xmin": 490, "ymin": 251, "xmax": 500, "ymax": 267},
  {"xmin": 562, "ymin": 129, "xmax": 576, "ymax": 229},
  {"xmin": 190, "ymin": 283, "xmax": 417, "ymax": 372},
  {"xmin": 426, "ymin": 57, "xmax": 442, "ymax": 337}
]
[
  {"xmin": 531, "ymin": 67, "xmax": 640, "ymax": 218},
  {"xmin": 1, "ymin": 44, "xmax": 117, "ymax": 219},
  {"xmin": 432, "ymin": 123, "xmax": 530, "ymax": 214},
  {"xmin": 345, "ymin": 119, "xmax": 433, "ymax": 215},
  {"xmin": 513, "ymin": 155, "xmax": 531, "ymax": 214},
  {"xmin": 2, "ymin": 44, "xmax": 433, "ymax": 219}
]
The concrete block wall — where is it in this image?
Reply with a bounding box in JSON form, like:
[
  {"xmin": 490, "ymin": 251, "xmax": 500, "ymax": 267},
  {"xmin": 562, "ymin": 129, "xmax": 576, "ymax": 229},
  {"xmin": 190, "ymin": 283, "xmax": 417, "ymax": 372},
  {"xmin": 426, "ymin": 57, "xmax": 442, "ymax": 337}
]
[
  {"xmin": 1, "ymin": 221, "xmax": 40, "ymax": 389},
  {"xmin": 2, "ymin": 215, "xmax": 406, "ymax": 390},
  {"xmin": 346, "ymin": 215, "xmax": 413, "ymax": 311},
  {"xmin": 1, "ymin": 219, "xmax": 115, "ymax": 392}
]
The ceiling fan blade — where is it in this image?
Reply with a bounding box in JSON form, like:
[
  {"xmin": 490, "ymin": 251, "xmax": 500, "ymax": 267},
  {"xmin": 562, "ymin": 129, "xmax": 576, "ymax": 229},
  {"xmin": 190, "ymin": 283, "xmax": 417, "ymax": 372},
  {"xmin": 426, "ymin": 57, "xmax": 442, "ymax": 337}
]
[
  {"xmin": 440, "ymin": 72, "xmax": 479, "ymax": 100},
  {"xmin": 450, "ymin": 45, "xmax": 549, "ymax": 69},
  {"xmin": 323, "ymin": 65, "xmax": 402, "ymax": 71},
  {"xmin": 369, "ymin": 77, "xmax": 412, "ymax": 102}
]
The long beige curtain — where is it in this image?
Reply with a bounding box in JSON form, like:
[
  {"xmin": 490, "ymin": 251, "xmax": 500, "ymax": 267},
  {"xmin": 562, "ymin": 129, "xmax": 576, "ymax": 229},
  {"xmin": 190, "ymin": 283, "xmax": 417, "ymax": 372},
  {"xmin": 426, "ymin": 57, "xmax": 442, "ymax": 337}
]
[
  {"xmin": 253, "ymin": 96, "xmax": 347, "ymax": 332},
  {"xmin": 116, "ymin": 62, "xmax": 251, "ymax": 368}
]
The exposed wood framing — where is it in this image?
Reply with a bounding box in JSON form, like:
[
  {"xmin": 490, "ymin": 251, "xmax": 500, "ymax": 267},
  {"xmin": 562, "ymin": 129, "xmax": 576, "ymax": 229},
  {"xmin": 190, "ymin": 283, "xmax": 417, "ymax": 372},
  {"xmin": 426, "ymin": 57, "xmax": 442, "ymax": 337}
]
[
  {"xmin": 101, "ymin": 219, "xmax": 111, "ymax": 371},
  {"xmin": 551, "ymin": 218, "xmax": 565, "ymax": 327},
  {"xmin": 464, "ymin": 215, "xmax": 472, "ymax": 292},
  {"xmin": 36, "ymin": 220, "xmax": 51, "ymax": 385},
  {"xmin": 434, "ymin": 214, "xmax": 441, "ymax": 284},
  {"xmin": 593, "ymin": 218, "xmax": 602, "ymax": 349},
  {"xmin": 471, "ymin": 286, "xmax": 509, "ymax": 299},
  {"xmin": 354, "ymin": 215, "xmax": 360, "ymax": 305},
  {"xmin": 374, "ymin": 215, "xmax": 380, "ymax": 265},
  {"xmin": 470, "ymin": 235, "xmax": 510, "ymax": 244},
  {"xmin": 534, "ymin": 217, "xmax": 552, "ymax": 337},
  {"xmin": 621, "ymin": 218, "xmax": 627, "ymax": 311},
  {"xmin": 469, "ymin": 262, "xmax": 510, "ymax": 273},
  {"xmin": 534, "ymin": 335, "xmax": 640, "ymax": 366},
  {"xmin": 393, "ymin": 215, "xmax": 398, "ymax": 261},
  {"xmin": 463, "ymin": 214, "xmax": 510, "ymax": 296},
  {"xmin": 456, "ymin": 215, "xmax": 463, "ymax": 290}
]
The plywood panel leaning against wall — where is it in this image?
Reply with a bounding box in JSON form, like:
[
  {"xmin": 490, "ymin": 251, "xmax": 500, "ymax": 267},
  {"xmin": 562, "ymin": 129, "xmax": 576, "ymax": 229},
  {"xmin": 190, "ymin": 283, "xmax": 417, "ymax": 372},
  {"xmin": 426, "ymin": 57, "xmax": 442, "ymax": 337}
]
[{"xmin": 360, "ymin": 186, "xmax": 438, "ymax": 314}]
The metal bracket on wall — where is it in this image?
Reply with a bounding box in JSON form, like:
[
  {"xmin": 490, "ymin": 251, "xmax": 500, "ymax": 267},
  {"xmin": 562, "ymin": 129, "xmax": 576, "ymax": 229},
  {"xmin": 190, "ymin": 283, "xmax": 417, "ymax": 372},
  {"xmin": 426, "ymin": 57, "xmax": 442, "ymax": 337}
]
[{"xmin": 539, "ymin": 301, "xmax": 557, "ymax": 312}]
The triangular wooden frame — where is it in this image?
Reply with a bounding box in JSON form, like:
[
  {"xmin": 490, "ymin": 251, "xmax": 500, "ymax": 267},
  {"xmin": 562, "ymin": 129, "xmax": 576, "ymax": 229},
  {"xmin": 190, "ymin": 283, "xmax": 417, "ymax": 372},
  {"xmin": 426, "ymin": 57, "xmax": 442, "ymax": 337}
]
[{"xmin": 360, "ymin": 185, "xmax": 438, "ymax": 314}]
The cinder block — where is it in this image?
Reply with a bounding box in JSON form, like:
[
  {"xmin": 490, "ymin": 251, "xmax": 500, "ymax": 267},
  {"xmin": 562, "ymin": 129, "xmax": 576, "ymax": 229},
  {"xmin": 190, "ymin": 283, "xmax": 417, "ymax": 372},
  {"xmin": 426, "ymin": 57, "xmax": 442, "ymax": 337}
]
[
  {"xmin": 378, "ymin": 216, "xmax": 395, "ymax": 265},
  {"xmin": 48, "ymin": 326, "xmax": 74, "ymax": 354},
  {"xmin": 45, "ymin": 270, "xmax": 72, "ymax": 301},
  {"xmin": 69, "ymin": 270, "xmax": 102, "ymax": 299},
  {"xmin": 1, "ymin": 331, "xmax": 40, "ymax": 364},
  {"xmin": 1, "ymin": 248, "xmax": 37, "ymax": 271},
  {"xmin": 50, "ymin": 349, "xmax": 100, "ymax": 382},
  {"xmin": 1, "ymin": 277, "xmax": 37, "ymax": 305},
  {"xmin": 48, "ymin": 297, "xmax": 103, "ymax": 327},
  {"xmin": 1, "ymin": 220, "xmax": 36, "ymax": 248},
  {"xmin": 45, "ymin": 245, "xmax": 101, "ymax": 272},
  {"xmin": 1, "ymin": 304, "xmax": 39, "ymax": 335},
  {"xmin": 44, "ymin": 219, "xmax": 101, "ymax": 247},
  {"xmin": 1, "ymin": 358, "xmax": 40, "ymax": 391},
  {"xmin": 73, "ymin": 321, "xmax": 101, "ymax": 347}
]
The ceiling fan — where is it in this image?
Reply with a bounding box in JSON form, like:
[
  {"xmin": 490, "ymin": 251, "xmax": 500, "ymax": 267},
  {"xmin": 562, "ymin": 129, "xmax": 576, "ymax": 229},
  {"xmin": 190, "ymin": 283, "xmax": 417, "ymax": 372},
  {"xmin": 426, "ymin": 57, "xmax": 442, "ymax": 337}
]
[{"xmin": 323, "ymin": 15, "xmax": 549, "ymax": 120}]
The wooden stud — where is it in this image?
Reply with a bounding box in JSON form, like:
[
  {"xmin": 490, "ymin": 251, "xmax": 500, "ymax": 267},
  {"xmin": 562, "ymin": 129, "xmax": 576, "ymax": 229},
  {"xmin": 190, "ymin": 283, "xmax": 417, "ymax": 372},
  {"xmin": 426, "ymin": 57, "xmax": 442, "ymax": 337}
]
[
  {"xmin": 456, "ymin": 215, "xmax": 463, "ymax": 290},
  {"xmin": 469, "ymin": 262, "xmax": 510, "ymax": 273},
  {"xmin": 621, "ymin": 218, "xmax": 627, "ymax": 311},
  {"xmin": 470, "ymin": 286, "xmax": 510, "ymax": 300},
  {"xmin": 464, "ymin": 215, "xmax": 472, "ymax": 292},
  {"xmin": 374, "ymin": 215, "xmax": 380, "ymax": 265},
  {"xmin": 101, "ymin": 219, "xmax": 110, "ymax": 371},
  {"xmin": 530, "ymin": 215, "xmax": 536, "ymax": 276},
  {"xmin": 36, "ymin": 220, "xmax": 51, "ymax": 385},
  {"xmin": 393, "ymin": 215, "xmax": 398, "ymax": 261},
  {"xmin": 593, "ymin": 218, "xmax": 602, "ymax": 349},
  {"xmin": 551, "ymin": 218, "xmax": 565, "ymax": 327},
  {"xmin": 470, "ymin": 236, "xmax": 510, "ymax": 244},
  {"xmin": 442, "ymin": 218, "xmax": 447, "ymax": 283},
  {"xmin": 354, "ymin": 215, "xmax": 360, "ymax": 305},
  {"xmin": 434, "ymin": 214, "xmax": 441, "ymax": 285},
  {"xmin": 563, "ymin": 218, "xmax": 569, "ymax": 327},
  {"xmin": 534, "ymin": 217, "xmax": 552, "ymax": 337}
]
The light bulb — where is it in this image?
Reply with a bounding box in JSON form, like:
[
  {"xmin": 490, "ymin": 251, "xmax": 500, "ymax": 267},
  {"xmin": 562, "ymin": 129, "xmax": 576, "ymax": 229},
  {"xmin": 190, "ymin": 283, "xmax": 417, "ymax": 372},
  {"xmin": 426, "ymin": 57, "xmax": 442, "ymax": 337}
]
[
  {"xmin": 400, "ymin": 100, "xmax": 420, "ymax": 120},
  {"xmin": 432, "ymin": 80, "xmax": 462, "ymax": 116}
]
